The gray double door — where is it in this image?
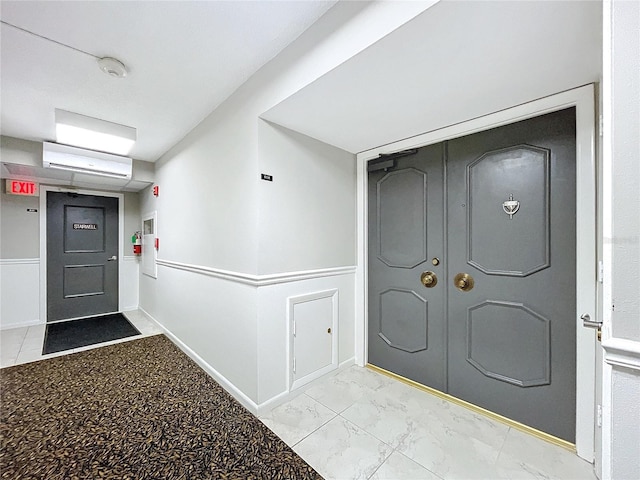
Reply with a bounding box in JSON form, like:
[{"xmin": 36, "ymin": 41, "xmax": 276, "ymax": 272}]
[
  {"xmin": 368, "ymin": 108, "xmax": 576, "ymax": 442},
  {"xmin": 47, "ymin": 192, "xmax": 119, "ymax": 322}
]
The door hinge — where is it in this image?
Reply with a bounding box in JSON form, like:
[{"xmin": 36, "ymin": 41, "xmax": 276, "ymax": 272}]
[
  {"xmin": 597, "ymin": 404, "xmax": 602, "ymax": 427},
  {"xmin": 598, "ymin": 260, "xmax": 604, "ymax": 283},
  {"xmin": 292, "ymin": 320, "xmax": 296, "ymax": 337},
  {"xmin": 292, "ymin": 357, "xmax": 296, "ymax": 374},
  {"xmin": 599, "ymin": 114, "xmax": 604, "ymax": 137}
]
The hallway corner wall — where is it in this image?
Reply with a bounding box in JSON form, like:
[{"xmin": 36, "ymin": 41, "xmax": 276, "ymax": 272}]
[
  {"xmin": 136, "ymin": 1, "xmax": 429, "ymax": 408},
  {"xmin": 136, "ymin": 87, "xmax": 263, "ymax": 403},
  {"xmin": 138, "ymin": 263, "xmax": 259, "ymax": 403}
]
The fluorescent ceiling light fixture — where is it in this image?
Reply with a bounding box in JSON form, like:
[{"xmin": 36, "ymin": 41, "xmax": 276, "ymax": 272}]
[
  {"xmin": 43, "ymin": 142, "xmax": 132, "ymax": 179},
  {"xmin": 55, "ymin": 109, "xmax": 136, "ymax": 156}
]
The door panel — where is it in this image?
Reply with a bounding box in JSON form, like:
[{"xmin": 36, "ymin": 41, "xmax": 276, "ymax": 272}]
[
  {"xmin": 368, "ymin": 143, "xmax": 446, "ymax": 390},
  {"xmin": 368, "ymin": 108, "xmax": 577, "ymax": 442},
  {"xmin": 466, "ymin": 145, "xmax": 550, "ymax": 276},
  {"xmin": 466, "ymin": 300, "xmax": 551, "ymax": 388},
  {"xmin": 446, "ymin": 108, "xmax": 576, "ymax": 442},
  {"xmin": 64, "ymin": 206, "xmax": 106, "ymax": 252},
  {"xmin": 377, "ymin": 168, "xmax": 428, "ymax": 268},
  {"xmin": 63, "ymin": 264, "xmax": 105, "ymax": 297},
  {"xmin": 47, "ymin": 192, "xmax": 119, "ymax": 321}
]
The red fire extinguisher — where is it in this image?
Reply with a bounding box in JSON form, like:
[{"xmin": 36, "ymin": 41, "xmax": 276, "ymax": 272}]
[{"xmin": 132, "ymin": 231, "xmax": 142, "ymax": 255}]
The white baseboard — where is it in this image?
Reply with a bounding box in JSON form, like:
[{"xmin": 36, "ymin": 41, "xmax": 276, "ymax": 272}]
[
  {"xmin": 340, "ymin": 357, "xmax": 356, "ymax": 369},
  {"xmin": 256, "ymin": 356, "xmax": 357, "ymax": 416},
  {"xmin": 256, "ymin": 390, "xmax": 296, "ymax": 416},
  {"xmin": 138, "ymin": 307, "xmax": 260, "ymax": 414}
]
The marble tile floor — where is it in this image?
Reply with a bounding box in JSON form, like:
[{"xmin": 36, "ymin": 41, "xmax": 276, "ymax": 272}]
[
  {"xmin": 0, "ymin": 309, "xmax": 163, "ymax": 368},
  {"xmin": 259, "ymin": 367, "xmax": 597, "ymax": 480},
  {"xmin": 1, "ymin": 315, "xmax": 596, "ymax": 479}
]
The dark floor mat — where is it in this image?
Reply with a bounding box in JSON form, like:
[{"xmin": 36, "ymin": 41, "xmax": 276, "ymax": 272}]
[
  {"xmin": 2, "ymin": 335, "xmax": 322, "ymax": 480},
  {"xmin": 43, "ymin": 313, "xmax": 140, "ymax": 354}
]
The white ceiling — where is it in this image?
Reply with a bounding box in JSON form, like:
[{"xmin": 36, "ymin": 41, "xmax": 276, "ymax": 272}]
[
  {"xmin": 263, "ymin": 0, "xmax": 602, "ymax": 154},
  {"xmin": 1, "ymin": 0, "xmax": 603, "ymax": 171},
  {"xmin": 0, "ymin": 0, "xmax": 337, "ymax": 162}
]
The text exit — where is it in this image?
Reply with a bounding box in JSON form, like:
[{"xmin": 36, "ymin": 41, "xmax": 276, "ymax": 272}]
[{"xmin": 5, "ymin": 179, "xmax": 39, "ymax": 196}]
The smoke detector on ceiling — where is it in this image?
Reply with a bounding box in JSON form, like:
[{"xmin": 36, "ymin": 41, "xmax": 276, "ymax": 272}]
[{"xmin": 97, "ymin": 57, "xmax": 128, "ymax": 78}]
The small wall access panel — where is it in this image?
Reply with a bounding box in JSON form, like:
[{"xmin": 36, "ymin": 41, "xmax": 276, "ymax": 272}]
[{"xmin": 289, "ymin": 289, "xmax": 338, "ymax": 390}]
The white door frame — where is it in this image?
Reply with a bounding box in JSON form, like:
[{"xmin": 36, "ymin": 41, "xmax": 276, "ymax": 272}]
[
  {"xmin": 39, "ymin": 185, "xmax": 125, "ymax": 322},
  {"xmin": 355, "ymin": 84, "xmax": 597, "ymax": 460}
]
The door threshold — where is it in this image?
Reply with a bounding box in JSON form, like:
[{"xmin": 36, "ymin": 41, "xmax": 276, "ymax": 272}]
[
  {"xmin": 46, "ymin": 311, "xmax": 121, "ymax": 324},
  {"xmin": 366, "ymin": 363, "xmax": 576, "ymax": 452}
]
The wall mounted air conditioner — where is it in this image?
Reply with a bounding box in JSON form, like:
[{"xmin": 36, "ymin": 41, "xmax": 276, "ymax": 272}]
[{"xmin": 43, "ymin": 142, "xmax": 132, "ymax": 179}]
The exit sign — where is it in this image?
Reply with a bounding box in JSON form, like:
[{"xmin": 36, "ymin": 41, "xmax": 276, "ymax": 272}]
[{"xmin": 6, "ymin": 179, "xmax": 39, "ymax": 196}]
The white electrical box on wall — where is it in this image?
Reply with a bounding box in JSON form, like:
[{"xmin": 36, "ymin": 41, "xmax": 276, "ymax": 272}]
[{"xmin": 141, "ymin": 211, "xmax": 157, "ymax": 278}]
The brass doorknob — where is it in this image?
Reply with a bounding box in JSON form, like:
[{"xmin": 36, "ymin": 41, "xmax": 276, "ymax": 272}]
[
  {"xmin": 454, "ymin": 273, "xmax": 474, "ymax": 291},
  {"xmin": 420, "ymin": 271, "xmax": 437, "ymax": 288}
]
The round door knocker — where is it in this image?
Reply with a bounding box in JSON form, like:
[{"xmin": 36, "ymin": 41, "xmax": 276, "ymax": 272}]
[{"xmin": 502, "ymin": 193, "xmax": 520, "ymax": 219}]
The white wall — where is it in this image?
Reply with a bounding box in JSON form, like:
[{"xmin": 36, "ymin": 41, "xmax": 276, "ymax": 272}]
[
  {"xmin": 257, "ymin": 121, "xmax": 355, "ymax": 274},
  {"xmin": 601, "ymin": 1, "xmax": 640, "ymax": 478},
  {"xmin": 611, "ymin": 366, "xmax": 640, "ymax": 479},
  {"xmin": 0, "ymin": 192, "xmax": 39, "ymax": 258},
  {"xmin": 1, "ymin": 138, "xmax": 42, "ymax": 263},
  {"xmin": 0, "ymin": 174, "xmax": 40, "ymax": 329},
  {"xmin": 608, "ymin": 0, "xmax": 640, "ymax": 342},
  {"xmin": 151, "ymin": 103, "xmax": 260, "ymax": 273},
  {"xmin": 0, "ymin": 259, "xmax": 39, "ymax": 329}
]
